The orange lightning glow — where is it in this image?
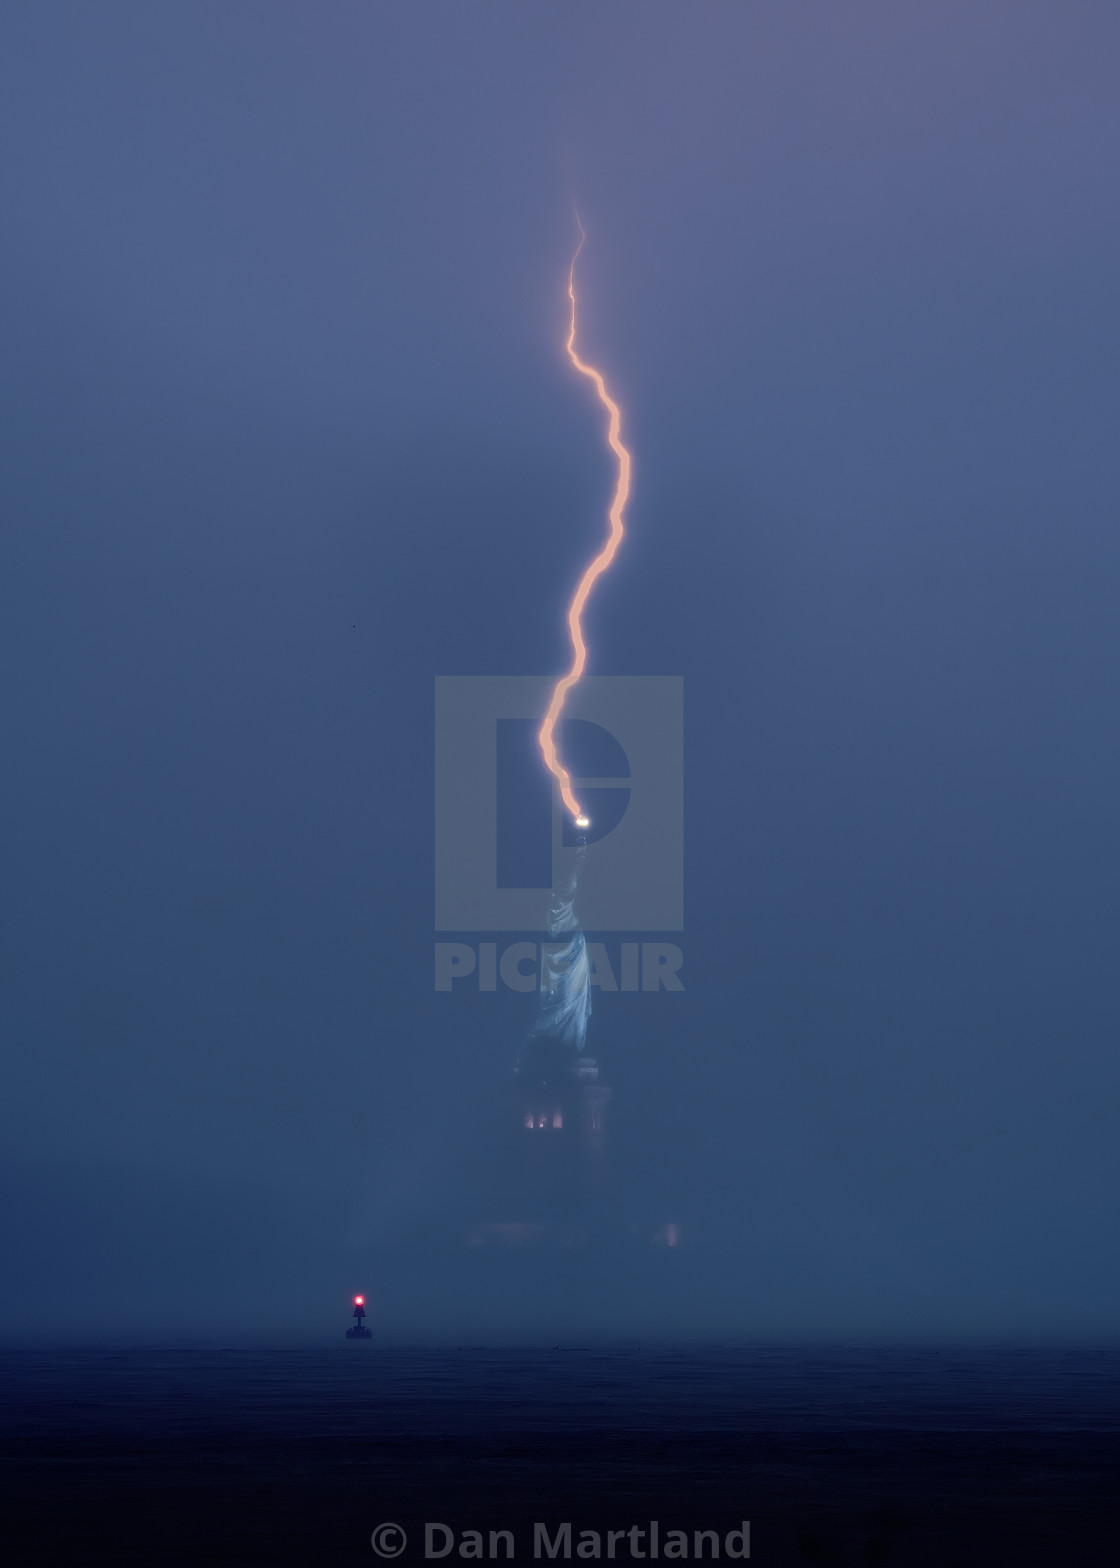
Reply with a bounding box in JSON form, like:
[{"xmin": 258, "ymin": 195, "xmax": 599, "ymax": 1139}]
[{"xmin": 538, "ymin": 219, "xmax": 632, "ymax": 823}]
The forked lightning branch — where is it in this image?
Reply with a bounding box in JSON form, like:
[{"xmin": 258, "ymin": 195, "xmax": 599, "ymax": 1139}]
[{"xmin": 434, "ymin": 230, "xmax": 683, "ymax": 1005}]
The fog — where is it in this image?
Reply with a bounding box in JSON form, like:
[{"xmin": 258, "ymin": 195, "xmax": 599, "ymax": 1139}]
[{"xmin": 3, "ymin": 2, "xmax": 1119, "ymax": 1341}]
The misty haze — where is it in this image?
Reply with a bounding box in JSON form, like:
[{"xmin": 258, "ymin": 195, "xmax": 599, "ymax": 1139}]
[{"xmin": 2, "ymin": 4, "xmax": 1119, "ymax": 1565}]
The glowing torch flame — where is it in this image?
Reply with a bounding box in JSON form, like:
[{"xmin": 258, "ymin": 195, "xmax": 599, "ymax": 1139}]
[{"xmin": 538, "ymin": 218, "xmax": 632, "ymax": 822}]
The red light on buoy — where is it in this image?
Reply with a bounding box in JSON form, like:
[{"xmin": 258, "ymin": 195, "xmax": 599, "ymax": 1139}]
[{"xmin": 354, "ymin": 1295, "xmax": 365, "ymax": 1305}]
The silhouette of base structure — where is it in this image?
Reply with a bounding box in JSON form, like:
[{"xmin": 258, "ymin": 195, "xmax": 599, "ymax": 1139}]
[
  {"xmin": 345, "ymin": 1324, "xmax": 372, "ymax": 1339},
  {"xmin": 463, "ymin": 1037, "xmax": 683, "ymax": 1256}
]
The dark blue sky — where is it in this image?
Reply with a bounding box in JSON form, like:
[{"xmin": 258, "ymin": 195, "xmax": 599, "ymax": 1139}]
[{"xmin": 2, "ymin": 2, "xmax": 1119, "ymax": 1338}]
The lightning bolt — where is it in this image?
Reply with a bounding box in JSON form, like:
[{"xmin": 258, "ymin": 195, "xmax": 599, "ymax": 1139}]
[{"xmin": 538, "ymin": 218, "xmax": 632, "ymax": 825}]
